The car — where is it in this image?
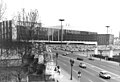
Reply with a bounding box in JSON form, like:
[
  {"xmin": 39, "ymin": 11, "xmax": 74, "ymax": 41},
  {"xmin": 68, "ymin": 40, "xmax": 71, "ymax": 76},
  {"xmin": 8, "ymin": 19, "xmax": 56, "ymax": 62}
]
[
  {"xmin": 62, "ymin": 52, "xmax": 70, "ymax": 56},
  {"xmin": 99, "ymin": 71, "xmax": 111, "ymax": 79},
  {"xmin": 88, "ymin": 57, "xmax": 94, "ymax": 60},
  {"xmin": 77, "ymin": 57, "xmax": 83, "ymax": 61},
  {"xmin": 79, "ymin": 63, "xmax": 86, "ymax": 68},
  {"xmin": 62, "ymin": 53, "xmax": 67, "ymax": 56}
]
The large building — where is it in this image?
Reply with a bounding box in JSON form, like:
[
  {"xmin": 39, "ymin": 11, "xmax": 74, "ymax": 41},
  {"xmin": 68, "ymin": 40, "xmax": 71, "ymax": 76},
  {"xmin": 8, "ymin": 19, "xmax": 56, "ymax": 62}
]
[
  {"xmin": 97, "ymin": 34, "xmax": 114, "ymax": 45},
  {"xmin": 17, "ymin": 25, "xmax": 98, "ymax": 42},
  {"xmin": 17, "ymin": 25, "xmax": 114, "ymax": 45},
  {"xmin": 0, "ymin": 21, "xmax": 114, "ymax": 46}
]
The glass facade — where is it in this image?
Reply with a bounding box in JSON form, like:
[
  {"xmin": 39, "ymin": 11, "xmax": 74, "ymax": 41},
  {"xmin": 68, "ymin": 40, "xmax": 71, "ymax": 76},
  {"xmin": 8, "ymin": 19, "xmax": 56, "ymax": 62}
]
[
  {"xmin": 16, "ymin": 26, "xmax": 114, "ymax": 45},
  {"xmin": 97, "ymin": 34, "xmax": 114, "ymax": 45}
]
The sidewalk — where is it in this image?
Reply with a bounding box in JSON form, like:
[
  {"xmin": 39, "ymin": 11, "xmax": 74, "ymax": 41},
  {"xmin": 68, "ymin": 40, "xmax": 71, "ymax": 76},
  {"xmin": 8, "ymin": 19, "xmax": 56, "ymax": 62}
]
[{"xmin": 54, "ymin": 68, "xmax": 78, "ymax": 82}]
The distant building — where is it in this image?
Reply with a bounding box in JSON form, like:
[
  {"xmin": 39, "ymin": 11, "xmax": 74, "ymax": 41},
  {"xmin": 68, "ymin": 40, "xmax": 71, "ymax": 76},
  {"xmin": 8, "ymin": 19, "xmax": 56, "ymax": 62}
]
[
  {"xmin": 0, "ymin": 20, "xmax": 115, "ymax": 46},
  {"xmin": 114, "ymin": 37, "xmax": 120, "ymax": 45},
  {"xmin": 97, "ymin": 34, "xmax": 114, "ymax": 45}
]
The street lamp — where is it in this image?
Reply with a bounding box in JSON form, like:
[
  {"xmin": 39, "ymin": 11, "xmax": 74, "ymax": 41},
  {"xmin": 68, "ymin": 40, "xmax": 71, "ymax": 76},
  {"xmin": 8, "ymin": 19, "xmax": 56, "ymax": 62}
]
[
  {"xmin": 99, "ymin": 50, "xmax": 103, "ymax": 61},
  {"xmin": 56, "ymin": 53, "xmax": 58, "ymax": 66},
  {"xmin": 106, "ymin": 26, "xmax": 110, "ymax": 56},
  {"xmin": 70, "ymin": 59, "xmax": 74, "ymax": 80},
  {"xmin": 59, "ymin": 19, "xmax": 65, "ymax": 48},
  {"xmin": 106, "ymin": 26, "xmax": 110, "ymax": 34}
]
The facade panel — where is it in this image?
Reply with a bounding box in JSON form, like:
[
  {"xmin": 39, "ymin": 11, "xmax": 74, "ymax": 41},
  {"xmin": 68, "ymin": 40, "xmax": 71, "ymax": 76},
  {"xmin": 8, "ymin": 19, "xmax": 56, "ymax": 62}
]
[
  {"xmin": 16, "ymin": 25, "xmax": 114, "ymax": 45},
  {"xmin": 63, "ymin": 29, "xmax": 97, "ymax": 41},
  {"xmin": 97, "ymin": 34, "xmax": 114, "ymax": 45}
]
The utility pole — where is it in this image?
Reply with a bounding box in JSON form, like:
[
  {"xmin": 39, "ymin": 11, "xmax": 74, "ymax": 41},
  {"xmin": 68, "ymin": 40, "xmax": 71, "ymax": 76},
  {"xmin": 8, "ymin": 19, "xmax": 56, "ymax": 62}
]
[
  {"xmin": 106, "ymin": 26, "xmax": 110, "ymax": 34},
  {"xmin": 58, "ymin": 29, "xmax": 59, "ymax": 41},
  {"xmin": 59, "ymin": 19, "xmax": 65, "ymax": 48},
  {"xmin": 70, "ymin": 59, "xmax": 74, "ymax": 80}
]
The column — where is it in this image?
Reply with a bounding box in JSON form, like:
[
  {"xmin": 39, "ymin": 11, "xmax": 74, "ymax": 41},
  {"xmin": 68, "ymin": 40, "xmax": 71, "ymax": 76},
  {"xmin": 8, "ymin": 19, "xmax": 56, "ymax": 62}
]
[
  {"xmin": 109, "ymin": 46, "xmax": 113, "ymax": 58},
  {"xmin": 94, "ymin": 44, "xmax": 98, "ymax": 55},
  {"xmin": 94, "ymin": 47, "xmax": 98, "ymax": 55}
]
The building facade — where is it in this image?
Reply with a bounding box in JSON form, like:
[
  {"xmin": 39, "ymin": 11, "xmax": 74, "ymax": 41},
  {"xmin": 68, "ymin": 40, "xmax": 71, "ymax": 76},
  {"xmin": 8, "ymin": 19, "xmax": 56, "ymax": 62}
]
[
  {"xmin": 97, "ymin": 34, "xmax": 114, "ymax": 45},
  {"xmin": 0, "ymin": 21, "xmax": 114, "ymax": 46}
]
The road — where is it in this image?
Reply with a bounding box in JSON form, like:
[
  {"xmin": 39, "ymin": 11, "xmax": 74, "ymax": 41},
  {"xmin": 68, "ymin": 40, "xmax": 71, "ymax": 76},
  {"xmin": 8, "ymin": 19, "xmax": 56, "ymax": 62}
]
[{"xmin": 52, "ymin": 49, "xmax": 120, "ymax": 82}]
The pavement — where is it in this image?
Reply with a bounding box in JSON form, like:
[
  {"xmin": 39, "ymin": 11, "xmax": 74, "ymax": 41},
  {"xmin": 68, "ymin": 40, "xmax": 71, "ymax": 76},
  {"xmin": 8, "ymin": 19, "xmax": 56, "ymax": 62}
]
[{"xmin": 54, "ymin": 68, "xmax": 78, "ymax": 82}]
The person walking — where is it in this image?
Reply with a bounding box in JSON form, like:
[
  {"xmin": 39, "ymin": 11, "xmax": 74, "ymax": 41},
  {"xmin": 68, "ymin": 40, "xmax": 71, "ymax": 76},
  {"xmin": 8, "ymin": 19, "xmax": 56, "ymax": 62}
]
[
  {"xmin": 78, "ymin": 71, "xmax": 81, "ymax": 78},
  {"xmin": 57, "ymin": 66, "xmax": 61, "ymax": 75},
  {"xmin": 78, "ymin": 70, "xmax": 81, "ymax": 82}
]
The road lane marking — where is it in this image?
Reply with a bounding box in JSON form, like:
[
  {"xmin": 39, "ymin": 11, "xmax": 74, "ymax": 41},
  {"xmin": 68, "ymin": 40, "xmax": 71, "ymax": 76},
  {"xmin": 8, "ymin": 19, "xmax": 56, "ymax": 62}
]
[
  {"xmin": 59, "ymin": 60, "xmax": 67, "ymax": 66},
  {"xmin": 88, "ymin": 79, "xmax": 94, "ymax": 82},
  {"xmin": 85, "ymin": 63, "xmax": 120, "ymax": 80},
  {"xmin": 84, "ymin": 70, "xmax": 108, "ymax": 82},
  {"xmin": 60, "ymin": 56, "xmax": 120, "ymax": 80},
  {"xmin": 59, "ymin": 58, "xmax": 108, "ymax": 82},
  {"xmin": 100, "ymin": 65, "xmax": 106, "ymax": 68},
  {"xmin": 81, "ymin": 60, "xmax": 120, "ymax": 78},
  {"xmin": 62, "ymin": 58, "xmax": 70, "ymax": 63},
  {"xmin": 74, "ymin": 70, "xmax": 95, "ymax": 82},
  {"xmin": 92, "ymin": 65, "xmax": 120, "ymax": 77},
  {"xmin": 82, "ymin": 68, "xmax": 95, "ymax": 76},
  {"xmin": 78, "ymin": 68, "xmax": 108, "ymax": 82},
  {"xmin": 62, "ymin": 63, "xmax": 67, "ymax": 66},
  {"xmin": 73, "ymin": 69, "xmax": 77, "ymax": 73}
]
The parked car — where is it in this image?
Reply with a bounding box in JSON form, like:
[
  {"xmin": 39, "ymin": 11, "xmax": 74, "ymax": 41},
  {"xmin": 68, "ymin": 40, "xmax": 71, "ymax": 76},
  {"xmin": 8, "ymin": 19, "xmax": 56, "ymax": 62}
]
[
  {"xmin": 99, "ymin": 71, "xmax": 111, "ymax": 79},
  {"xmin": 77, "ymin": 57, "xmax": 83, "ymax": 61},
  {"xmin": 62, "ymin": 52, "xmax": 70, "ymax": 56},
  {"xmin": 88, "ymin": 57, "xmax": 94, "ymax": 60},
  {"xmin": 62, "ymin": 53, "xmax": 67, "ymax": 56},
  {"xmin": 79, "ymin": 62, "xmax": 86, "ymax": 68}
]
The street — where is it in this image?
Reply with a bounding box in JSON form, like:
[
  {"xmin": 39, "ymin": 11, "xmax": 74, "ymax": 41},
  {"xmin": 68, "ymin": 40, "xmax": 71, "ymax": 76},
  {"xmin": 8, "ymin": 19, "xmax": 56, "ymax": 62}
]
[{"xmin": 53, "ymin": 49, "xmax": 120, "ymax": 82}]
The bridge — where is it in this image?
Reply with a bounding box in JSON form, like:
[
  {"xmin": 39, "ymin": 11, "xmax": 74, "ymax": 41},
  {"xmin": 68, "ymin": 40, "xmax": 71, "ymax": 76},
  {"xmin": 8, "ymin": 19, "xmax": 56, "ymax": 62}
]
[{"xmin": 28, "ymin": 40, "xmax": 98, "ymax": 45}]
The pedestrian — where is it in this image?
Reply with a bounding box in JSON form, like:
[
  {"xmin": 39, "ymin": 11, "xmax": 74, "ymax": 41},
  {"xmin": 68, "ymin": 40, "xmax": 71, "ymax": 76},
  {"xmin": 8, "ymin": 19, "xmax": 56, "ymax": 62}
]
[
  {"xmin": 78, "ymin": 71, "xmax": 81, "ymax": 78},
  {"xmin": 54, "ymin": 66, "xmax": 57, "ymax": 72},
  {"xmin": 57, "ymin": 66, "xmax": 61, "ymax": 75}
]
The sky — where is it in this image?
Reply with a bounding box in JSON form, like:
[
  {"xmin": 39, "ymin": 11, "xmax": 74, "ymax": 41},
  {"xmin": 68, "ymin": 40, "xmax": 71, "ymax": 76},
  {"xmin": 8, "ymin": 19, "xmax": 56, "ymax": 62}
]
[{"xmin": 2, "ymin": 0, "xmax": 120, "ymax": 37}]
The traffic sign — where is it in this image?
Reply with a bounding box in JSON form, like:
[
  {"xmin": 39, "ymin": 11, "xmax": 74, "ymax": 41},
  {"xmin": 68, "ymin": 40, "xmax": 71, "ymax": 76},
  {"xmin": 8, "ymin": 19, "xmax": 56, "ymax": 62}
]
[
  {"xmin": 45, "ymin": 62, "xmax": 56, "ymax": 75},
  {"xmin": 38, "ymin": 55, "xmax": 44, "ymax": 64}
]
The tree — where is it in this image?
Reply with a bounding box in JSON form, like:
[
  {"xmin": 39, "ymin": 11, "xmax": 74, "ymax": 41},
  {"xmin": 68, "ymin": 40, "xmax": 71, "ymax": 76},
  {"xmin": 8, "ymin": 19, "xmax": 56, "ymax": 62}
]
[
  {"xmin": 0, "ymin": 0, "xmax": 6, "ymax": 21},
  {"xmin": 12, "ymin": 8, "xmax": 41, "ymax": 41},
  {"xmin": 10, "ymin": 9, "xmax": 43, "ymax": 82},
  {"xmin": 12, "ymin": 8, "xmax": 41, "ymax": 55}
]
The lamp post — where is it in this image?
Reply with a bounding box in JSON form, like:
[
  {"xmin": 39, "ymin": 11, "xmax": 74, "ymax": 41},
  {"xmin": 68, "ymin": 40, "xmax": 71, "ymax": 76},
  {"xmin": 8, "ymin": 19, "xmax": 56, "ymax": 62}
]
[
  {"xmin": 59, "ymin": 19, "xmax": 65, "ymax": 48},
  {"xmin": 106, "ymin": 26, "xmax": 110, "ymax": 34},
  {"xmin": 56, "ymin": 53, "xmax": 58, "ymax": 66},
  {"xmin": 99, "ymin": 50, "xmax": 103, "ymax": 61},
  {"xmin": 106, "ymin": 26, "xmax": 110, "ymax": 57},
  {"xmin": 70, "ymin": 59, "xmax": 74, "ymax": 80}
]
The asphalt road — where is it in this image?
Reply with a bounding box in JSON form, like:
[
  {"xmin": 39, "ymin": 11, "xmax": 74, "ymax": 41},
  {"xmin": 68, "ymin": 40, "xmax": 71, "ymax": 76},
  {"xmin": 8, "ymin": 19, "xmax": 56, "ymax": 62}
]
[{"xmin": 52, "ymin": 49, "xmax": 120, "ymax": 82}]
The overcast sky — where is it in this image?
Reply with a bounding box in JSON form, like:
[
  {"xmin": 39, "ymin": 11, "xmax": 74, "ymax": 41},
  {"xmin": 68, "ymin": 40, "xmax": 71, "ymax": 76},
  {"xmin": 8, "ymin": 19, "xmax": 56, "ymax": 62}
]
[{"xmin": 3, "ymin": 0, "xmax": 120, "ymax": 37}]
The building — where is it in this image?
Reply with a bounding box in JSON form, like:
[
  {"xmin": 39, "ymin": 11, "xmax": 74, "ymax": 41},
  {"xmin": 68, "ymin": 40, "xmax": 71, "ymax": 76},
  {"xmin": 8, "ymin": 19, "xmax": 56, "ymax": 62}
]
[
  {"xmin": 97, "ymin": 34, "xmax": 114, "ymax": 45},
  {"xmin": 0, "ymin": 20, "xmax": 114, "ymax": 46},
  {"xmin": 16, "ymin": 25, "xmax": 98, "ymax": 42}
]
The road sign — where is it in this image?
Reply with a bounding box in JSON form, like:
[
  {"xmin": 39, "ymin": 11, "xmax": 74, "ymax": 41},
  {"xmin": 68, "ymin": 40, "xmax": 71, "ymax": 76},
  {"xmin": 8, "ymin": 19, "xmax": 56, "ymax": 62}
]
[
  {"xmin": 45, "ymin": 62, "xmax": 56, "ymax": 75},
  {"xmin": 38, "ymin": 55, "xmax": 44, "ymax": 64}
]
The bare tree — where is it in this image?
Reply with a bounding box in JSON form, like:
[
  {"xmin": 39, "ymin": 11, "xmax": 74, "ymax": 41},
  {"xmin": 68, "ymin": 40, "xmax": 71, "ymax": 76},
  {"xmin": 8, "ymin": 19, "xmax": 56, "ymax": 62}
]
[
  {"xmin": 10, "ymin": 8, "xmax": 42, "ymax": 82},
  {"xmin": 0, "ymin": 0, "xmax": 6, "ymax": 21}
]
